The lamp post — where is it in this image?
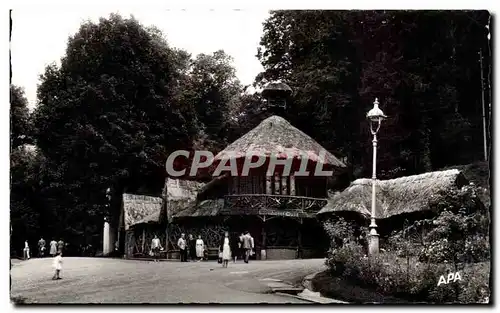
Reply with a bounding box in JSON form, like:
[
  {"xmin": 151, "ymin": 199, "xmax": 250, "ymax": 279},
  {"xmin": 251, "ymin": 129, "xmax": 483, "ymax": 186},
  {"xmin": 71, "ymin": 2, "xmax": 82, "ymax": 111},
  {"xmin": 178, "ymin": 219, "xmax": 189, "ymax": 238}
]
[
  {"xmin": 103, "ymin": 188, "xmax": 112, "ymax": 256},
  {"xmin": 366, "ymin": 98, "xmax": 386, "ymax": 256}
]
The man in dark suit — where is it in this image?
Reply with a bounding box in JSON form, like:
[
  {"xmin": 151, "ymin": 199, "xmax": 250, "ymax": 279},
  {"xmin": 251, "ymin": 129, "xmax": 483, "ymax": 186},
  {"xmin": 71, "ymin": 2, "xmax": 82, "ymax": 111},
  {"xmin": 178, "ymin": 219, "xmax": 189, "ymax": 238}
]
[{"xmin": 242, "ymin": 231, "xmax": 253, "ymax": 263}]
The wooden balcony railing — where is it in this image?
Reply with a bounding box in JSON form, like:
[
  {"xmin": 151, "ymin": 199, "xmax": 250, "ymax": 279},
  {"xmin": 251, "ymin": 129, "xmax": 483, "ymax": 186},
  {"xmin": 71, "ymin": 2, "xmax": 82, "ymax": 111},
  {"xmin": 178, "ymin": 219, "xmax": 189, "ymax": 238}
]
[{"xmin": 221, "ymin": 194, "xmax": 328, "ymax": 218}]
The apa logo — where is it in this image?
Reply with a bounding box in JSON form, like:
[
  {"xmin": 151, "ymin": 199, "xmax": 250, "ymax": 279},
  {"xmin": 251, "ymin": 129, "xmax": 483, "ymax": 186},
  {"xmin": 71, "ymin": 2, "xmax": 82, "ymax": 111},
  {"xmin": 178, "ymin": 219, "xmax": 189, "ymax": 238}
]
[{"xmin": 437, "ymin": 271, "xmax": 462, "ymax": 286}]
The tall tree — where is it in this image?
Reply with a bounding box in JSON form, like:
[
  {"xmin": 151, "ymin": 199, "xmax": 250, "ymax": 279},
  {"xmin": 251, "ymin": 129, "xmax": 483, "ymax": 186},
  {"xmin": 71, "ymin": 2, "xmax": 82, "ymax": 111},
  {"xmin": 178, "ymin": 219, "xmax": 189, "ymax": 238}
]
[
  {"xmin": 255, "ymin": 10, "xmax": 490, "ymax": 179},
  {"xmin": 182, "ymin": 50, "xmax": 242, "ymax": 152},
  {"xmin": 10, "ymin": 85, "xmax": 31, "ymax": 147},
  {"xmin": 32, "ymin": 14, "xmax": 198, "ymax": 244}
]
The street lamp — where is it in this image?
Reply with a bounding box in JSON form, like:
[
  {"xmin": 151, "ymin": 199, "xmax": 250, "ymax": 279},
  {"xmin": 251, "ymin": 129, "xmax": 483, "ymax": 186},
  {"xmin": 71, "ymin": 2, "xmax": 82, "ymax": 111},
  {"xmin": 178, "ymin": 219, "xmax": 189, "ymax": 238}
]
[
  {"xmin": 103, "ymin": 187, "xmax": 112, "ymax": 255},
  {"xmin": 105, "ymin": 188, "xmax": 111, "ymax": 202},
  {"xmin": 366, "ymin": 98, "xmax": 386, "ymax": 256}
]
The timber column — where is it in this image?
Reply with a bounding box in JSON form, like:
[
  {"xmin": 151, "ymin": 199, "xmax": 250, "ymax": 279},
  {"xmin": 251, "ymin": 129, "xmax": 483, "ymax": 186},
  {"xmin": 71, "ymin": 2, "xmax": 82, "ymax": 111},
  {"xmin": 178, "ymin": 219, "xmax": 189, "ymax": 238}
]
[
  {"xmin": 297, "ymin": 218, "xmax": 303, "ymax": 259},
  {"xmin": 261, "ymin": 217, "xmax": 267, "ymax": 260}
]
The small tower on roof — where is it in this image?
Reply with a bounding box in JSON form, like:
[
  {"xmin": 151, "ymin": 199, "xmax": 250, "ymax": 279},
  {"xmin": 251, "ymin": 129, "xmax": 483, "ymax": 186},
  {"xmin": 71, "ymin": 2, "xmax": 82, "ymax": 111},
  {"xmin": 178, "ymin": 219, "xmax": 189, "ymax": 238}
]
[{"xmin": 262, "ymin": 82, "xmax": 292, "ymax": 115}]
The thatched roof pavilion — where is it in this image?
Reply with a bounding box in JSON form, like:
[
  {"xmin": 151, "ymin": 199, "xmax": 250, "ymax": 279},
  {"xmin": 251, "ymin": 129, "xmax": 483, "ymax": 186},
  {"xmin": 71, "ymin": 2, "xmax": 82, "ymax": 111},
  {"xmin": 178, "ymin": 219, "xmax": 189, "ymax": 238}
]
[
  {"xmin": 262, "ymin": 82, "xmax": 293, "ymax": 97},
  {"xmin": 213, "ymin": 115, "xmax": 346, "ymax": 175},
  {"xmin": 317, "ymin": 169, "xmax": 469, "ymax": 220}
]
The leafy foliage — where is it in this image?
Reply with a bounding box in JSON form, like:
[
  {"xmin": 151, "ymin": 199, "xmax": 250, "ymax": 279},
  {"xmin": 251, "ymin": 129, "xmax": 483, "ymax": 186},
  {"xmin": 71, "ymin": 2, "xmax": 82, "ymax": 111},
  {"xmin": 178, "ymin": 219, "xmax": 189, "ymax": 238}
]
[
  {"xmin": 326, "ymin": 244, "xmax": 489, "ymax": 303},
  {"xmin": 10, "ymin": 85, "xmax": 31, "ymax": 147},
  {"xmin": 325, "ymin": 183, "xmax": 490, "ymax": 303},
  {"xmin": 11, "ymin": 14, "xmax": 244, "ymax": 252},
  {"xmin": 181, "ymin": 50, "xmax": 243, "ymax": 151},
  {"xmin": 253, "ymin": 10, "xmax": 491, "ymax": 177}
]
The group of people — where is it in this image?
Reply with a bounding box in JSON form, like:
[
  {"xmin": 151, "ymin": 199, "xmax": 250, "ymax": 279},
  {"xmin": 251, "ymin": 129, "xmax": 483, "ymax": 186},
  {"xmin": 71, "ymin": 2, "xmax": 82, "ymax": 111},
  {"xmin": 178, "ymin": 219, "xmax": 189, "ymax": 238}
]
[
  {"xmin": 20, "ymin": 238, "xmax": 64, "ymax": 280},
  {"xmin": 22, "ymin": 238, "xmax": 65, "ymax": 260},
  {"xmin": 221, "ymin": 231, "xmax": 255, "ymax": 267},
  {"xmin": 174, "ymin": 231, "xmax": 254, "ymax": 267},
  {"xmin": 176, "ymin": 234, "xmax": 206, "ymax": 262}
]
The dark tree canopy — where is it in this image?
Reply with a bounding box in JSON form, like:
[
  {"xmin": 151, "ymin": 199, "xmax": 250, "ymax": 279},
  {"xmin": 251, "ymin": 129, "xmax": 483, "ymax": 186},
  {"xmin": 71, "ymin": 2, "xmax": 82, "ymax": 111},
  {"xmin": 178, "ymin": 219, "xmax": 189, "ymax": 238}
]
[
  {"xmin": 252, "ymin": 10, "xmax": 491, "ymax": 178},
  {"xmin": 30, "ymin": 14, "xmax": 203, "ymax": 247},
  {"xmin": 10, "ymin": 85, "xmax": 31, "ymax": 147}
]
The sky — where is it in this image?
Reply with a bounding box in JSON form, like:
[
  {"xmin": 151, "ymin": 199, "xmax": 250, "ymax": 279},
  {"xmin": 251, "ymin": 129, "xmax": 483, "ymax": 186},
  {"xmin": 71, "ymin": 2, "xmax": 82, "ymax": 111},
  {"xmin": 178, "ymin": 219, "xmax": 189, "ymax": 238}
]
[{"xmin": 10, "ymin": 9, "xmax": 270, "ymax": 110}]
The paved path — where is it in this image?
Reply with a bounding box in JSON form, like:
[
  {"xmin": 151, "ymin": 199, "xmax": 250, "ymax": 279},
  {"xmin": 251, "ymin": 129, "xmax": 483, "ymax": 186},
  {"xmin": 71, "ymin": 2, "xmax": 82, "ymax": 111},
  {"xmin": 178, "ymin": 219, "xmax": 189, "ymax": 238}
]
[{"xmin": 10, "ymin": 257, "xmax": 326, "ymax": 304}]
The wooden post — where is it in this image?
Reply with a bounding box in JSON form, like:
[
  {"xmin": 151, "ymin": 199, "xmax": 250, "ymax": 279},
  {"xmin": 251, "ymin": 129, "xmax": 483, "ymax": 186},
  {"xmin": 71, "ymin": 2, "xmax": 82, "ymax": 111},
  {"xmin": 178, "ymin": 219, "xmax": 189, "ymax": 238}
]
[
  {"xmin": 281, "ymin": 176, "xmax": 288, "ymax": 195},
  {"xmin": 117, "ymin": 229, "xmax": 121, "ymax": 254},
  {"xmin": 290, "ymin": 175, "xmax": 296, "ymax": 195},
  {"xmin": 261, "ymin": 217, "xmax": 267, "ymax": 260},
  {"xmin": 274, "ymin": 174, "xmax": 280, "ymax": 195},
  {"xmin": 232, "ymin": 177, "xmax": 239, "ymax": 194},
  {"xmin": 141, "ymin": 228, "xmax": 146, "ymax": 254},
  {"xmin": 165, "ymin": 223, "xmax": 169, "ymax": 256},
  {"xmin": 297, "ymin": 218, "xmax": 303, "ymax": 259},
  {"xmin": 266, "ymin": 176, "xmax": 272, "ymax": 194},
  {"xmin": 480, "ymin": 49, "xmax": 488, "ymax": 162}
]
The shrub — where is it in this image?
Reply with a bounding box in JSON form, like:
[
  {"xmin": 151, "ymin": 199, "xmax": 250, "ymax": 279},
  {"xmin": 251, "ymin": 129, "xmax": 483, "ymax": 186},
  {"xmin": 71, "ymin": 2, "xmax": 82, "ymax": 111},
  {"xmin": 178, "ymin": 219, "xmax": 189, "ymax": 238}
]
[
  {"xmin": 322, "ymin": 216, "xmax": 368, "ymax": 252},
  {"xmin": 326, "ymin": 246, "xmax": 490, "ymax": 303}
]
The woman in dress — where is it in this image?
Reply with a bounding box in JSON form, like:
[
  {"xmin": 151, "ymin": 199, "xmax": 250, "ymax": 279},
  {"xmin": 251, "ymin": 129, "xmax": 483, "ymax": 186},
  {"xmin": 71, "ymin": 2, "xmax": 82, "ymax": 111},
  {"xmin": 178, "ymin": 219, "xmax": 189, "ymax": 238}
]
[
  {"xmin": 195, "ymin": 235, "xmax": 204, "ymax": 261},
  {"xmin": 23, "ymin": 240, "xmax": 30, "ymax": 260},
  {"xmin": 49, "ymin": 239, "xmax": 57, "ymax": 257},
  {"xmin": 221, "ymin": 232, "xmax": 231, "ymax": 268}
]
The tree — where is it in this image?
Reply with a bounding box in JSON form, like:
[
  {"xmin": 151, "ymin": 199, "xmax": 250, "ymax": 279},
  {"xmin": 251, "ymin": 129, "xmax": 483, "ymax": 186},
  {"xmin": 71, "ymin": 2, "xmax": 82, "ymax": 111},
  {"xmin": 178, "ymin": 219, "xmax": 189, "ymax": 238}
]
[
  {"xmin": 255, "ymin": 10, "xmax": 491, "ymax": 179},
  {"xmin": 32, "ymin": 14, "xmax": 198, "ymax": 243},
  {"xmin": 10, "ymin": 85, "xmax": 31, "ymax": 147},
  {"xmin": 182, "ymin": 50, "xmax": 242, "ymax": 152}
]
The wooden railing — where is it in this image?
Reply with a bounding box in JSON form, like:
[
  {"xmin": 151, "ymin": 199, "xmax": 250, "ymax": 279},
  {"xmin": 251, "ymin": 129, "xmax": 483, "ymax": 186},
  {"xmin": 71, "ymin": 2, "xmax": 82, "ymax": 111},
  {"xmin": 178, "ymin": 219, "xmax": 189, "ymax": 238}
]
[{"xmin": 222, "ymin": 194, "xmax": 327, "ymax": 218}]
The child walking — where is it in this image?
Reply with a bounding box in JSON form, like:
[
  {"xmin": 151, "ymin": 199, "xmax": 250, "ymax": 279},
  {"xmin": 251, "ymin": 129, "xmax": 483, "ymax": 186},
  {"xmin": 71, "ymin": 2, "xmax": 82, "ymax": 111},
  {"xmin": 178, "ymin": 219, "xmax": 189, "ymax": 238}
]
[{"xmin": 52, "ymin": 252, "xmax": 63, "ymax": 280}]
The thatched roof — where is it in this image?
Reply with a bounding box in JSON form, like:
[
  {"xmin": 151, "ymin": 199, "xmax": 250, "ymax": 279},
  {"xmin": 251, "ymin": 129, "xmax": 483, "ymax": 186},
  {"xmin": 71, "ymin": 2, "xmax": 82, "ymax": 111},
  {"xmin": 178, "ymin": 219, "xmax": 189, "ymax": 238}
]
[
  {"xmin": 123, "ymin": 194, "xmax": 163, "ymax": 230},
  {"xmin": 164, "ymin": 178, "xmax": 205, "ymax": 222},
  {"xmin": 125, "ymin": 179, "xmax": 205, "ymax": 228},
  {"xmin": 318, "ymin": 169, "xmax": 468, "ymax": 219},
  {"xmin": 262, "ymin": 82, "xmax": 293, "ymax": 97},
  {"xmin": 214, "ymin": 115, "xmax": 346, "ymax": 168},
  {"xmin": 173, "ymin": 199, "xmax": 225, "ymax": 218}
]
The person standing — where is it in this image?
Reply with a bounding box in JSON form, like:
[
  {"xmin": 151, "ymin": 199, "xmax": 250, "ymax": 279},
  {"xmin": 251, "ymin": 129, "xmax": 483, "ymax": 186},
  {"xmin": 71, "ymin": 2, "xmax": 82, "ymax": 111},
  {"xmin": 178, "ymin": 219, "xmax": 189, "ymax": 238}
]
[
  {"xmin": 242, "ymin": 231, "xmax": 252, "ymax": 263},
  {"xmin": 229, "ymin": 233, "xmax": 239, "ymax": 263},
  {"xmin": 151, "ymin": 235, "xmax": 162, "ymax": 262},
  {"xmin": 38, "ymin": 237, "xmax": 46, "ymax": 258},
  {"xmin": 188, "ymin": 234, "xmax": 196, "ymax": 262},
  {"xmin": 52, "ymin": 252, "xmax": 63, "ymax": 280},
  {"xmin": 220, "ymin": 232, "xmax": 231, "ymax": 268},
  {"xmin": 195, "ymin": 235, "xmax": 204, "ymax": 261},
  {"xmin": 23, "ymin": 240, "xmax": 30, "ymax": 260},
  {"xmin": 177, "ymin": 233, "xmax": 187, "ymax": 262},
  {"xmin": 57, "ymin": 239, "xmax": 65, "ymax": 254},
  {"xmin": 239, "ymin": 233, "xmax": 245, "ymax": 261},
  {"xmin": 49, "ymin": 239, "xmax": 57, "ymax": 257},
  {"xmin": 249, "ymin": 233, "xmax": 255, "ymax": 259}
]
